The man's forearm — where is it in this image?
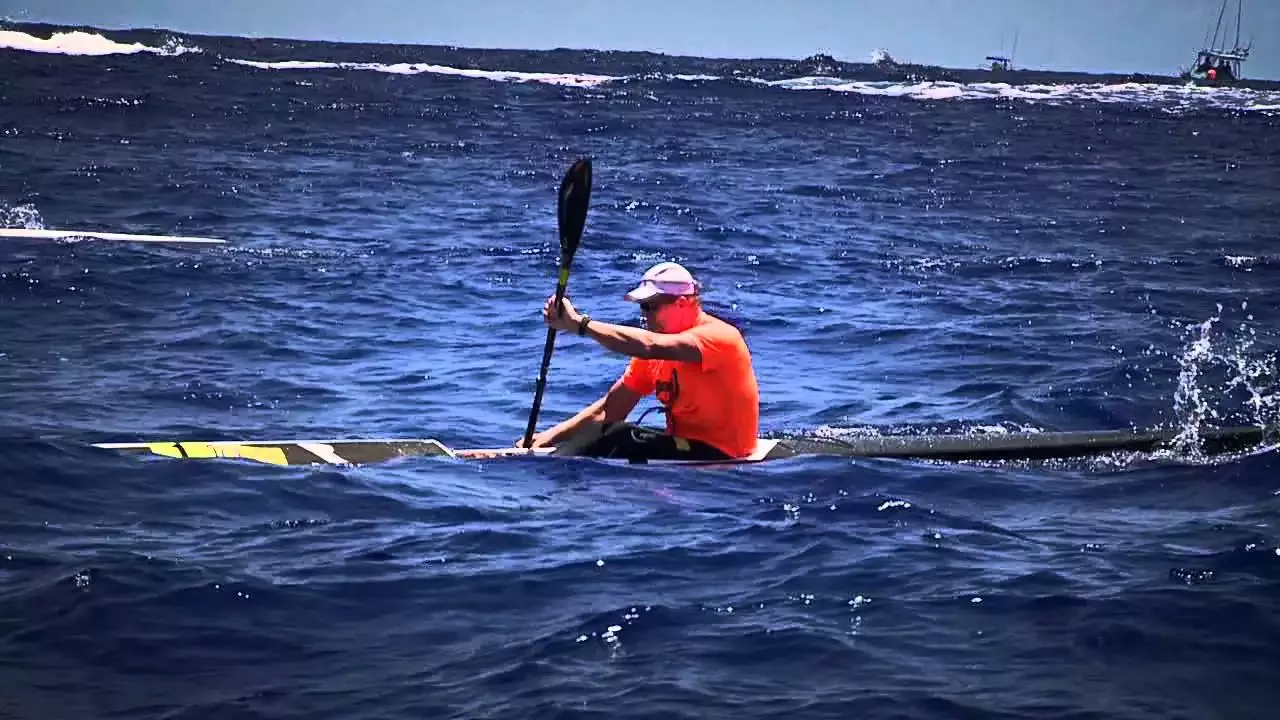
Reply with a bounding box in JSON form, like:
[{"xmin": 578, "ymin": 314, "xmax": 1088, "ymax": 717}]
[{"xmin": 582, "ymin": 320, "xmax": 656, "ymax": 358}]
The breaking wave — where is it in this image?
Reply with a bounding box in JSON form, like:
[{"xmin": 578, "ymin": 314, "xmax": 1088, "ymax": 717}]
[
  {"xmin": 0, "ymin": 29, "xmax": 200, "ymax": 56},
  {"xmin": 3, "ymin": 28, "xmax": 1277, "ymax": 112},
  {"xmin": 226, "ymin": 57, "xmax": 620, "ymax": 88}
]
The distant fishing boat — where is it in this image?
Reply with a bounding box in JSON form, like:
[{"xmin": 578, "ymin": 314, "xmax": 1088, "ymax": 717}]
[
  {"xmin": 1181, "ymin": 0, "xmax": 1251, "ymax": 84},
  {"xmin": 798, "ymin": 52, "xmax": 840, "ymax": 75},
  {"xmin": 985, "ymin": 54, "xmax": 1013, "ymax": 73},
  {"xmin": 984, "ymin": 29, "xmax": 1018, "ymax": 73}
]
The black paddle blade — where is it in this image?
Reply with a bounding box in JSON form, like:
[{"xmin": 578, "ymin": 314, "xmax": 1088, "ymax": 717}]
[{"xmin": 556, "ymin": 157, "xmax": 592, "ymax": 269}]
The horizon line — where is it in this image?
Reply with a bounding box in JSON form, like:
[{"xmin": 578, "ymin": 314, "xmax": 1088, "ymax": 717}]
[{"xmin": 4, "ymin": 17, "xmax": 1276, "ymax": 85}]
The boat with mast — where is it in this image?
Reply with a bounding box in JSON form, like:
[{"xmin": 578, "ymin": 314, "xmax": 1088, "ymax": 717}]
[
  {"xmin": 1181, "ymin": 0, "xmax": 1251, "ymax": 84},
  {"xmin": 984, "ymin": 30, "xmax": 1018, "ymax": 73}
]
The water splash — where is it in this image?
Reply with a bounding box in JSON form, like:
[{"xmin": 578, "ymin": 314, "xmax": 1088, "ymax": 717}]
[
  {"xmin": 0, "ymin": 204, "xmax": 43, "ymax": 229},
  {"xmin": 1169, "ymin": 302, "xmax": 1279, "ymax": 460},
  {"xmin": 158, "ymin": 35, "xmax": 202, "ymax": 56}
]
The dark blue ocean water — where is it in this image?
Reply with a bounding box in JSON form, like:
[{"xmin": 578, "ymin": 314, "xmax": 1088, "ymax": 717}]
[{"xmin": 3, "ymin": 23, "xmax": 1280, "ymax": 720}]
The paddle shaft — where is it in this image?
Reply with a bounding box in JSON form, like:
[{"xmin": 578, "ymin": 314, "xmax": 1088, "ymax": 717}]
[{"xmin": 523, "ymin": 269, "xmax": 571, "ymax": 447}]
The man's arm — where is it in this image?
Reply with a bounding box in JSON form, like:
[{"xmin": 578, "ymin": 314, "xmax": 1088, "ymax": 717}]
[
  {"xmin": 540, "ymin": 295, "xmax": 701, "ymax": 363},
  {"xmin": 582, "ymin": 320, "xmax": 701, "ymax": 363},
  {"xmin": 528, "ymin": 376, "xmax": 644, "ymax": 447}
]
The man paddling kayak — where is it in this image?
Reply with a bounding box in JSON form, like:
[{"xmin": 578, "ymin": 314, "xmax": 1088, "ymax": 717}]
[{"xmin": 518, "ymin": 261, "xmax": 761, "ymax": 461}]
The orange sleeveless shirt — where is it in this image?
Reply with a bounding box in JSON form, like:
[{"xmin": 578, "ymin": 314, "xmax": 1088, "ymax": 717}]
[{"xmin": 621, "ymin": 313, "xmax": 760, "ymax": 458}]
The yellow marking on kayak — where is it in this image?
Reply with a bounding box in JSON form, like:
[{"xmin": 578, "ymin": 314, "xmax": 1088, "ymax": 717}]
[
  {"xmin": 675, "ymin": 437, "xmax": 690, "ymax": 451},
  {"xmin": 147, "ymin": 441, "xmax": 289, "ymax": 465},
  {"xmin": 145, "ymin": 442, "xmax": 185, "ymax": 459}
]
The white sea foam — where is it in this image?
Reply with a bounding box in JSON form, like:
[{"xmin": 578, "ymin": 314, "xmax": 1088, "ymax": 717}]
[
  {"xmin": 0, "ymin": 29, "xmax": 200, "ymax": 56},
  {"xmin": 757, "ymin": 75, "xmax": 1280, "ymax": 113},
  {"xmin": 0, "ymin": 203, "xmax": 44, "ymax": 229},
  {"xmin": 226, "ymin": 58, "xmax": 620, "ymax": 88}
]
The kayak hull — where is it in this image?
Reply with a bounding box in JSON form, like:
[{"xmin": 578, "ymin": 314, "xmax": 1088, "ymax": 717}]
[{"xmin": 90, "ymin": 424, "xmax": 1278, "ymax": 467}]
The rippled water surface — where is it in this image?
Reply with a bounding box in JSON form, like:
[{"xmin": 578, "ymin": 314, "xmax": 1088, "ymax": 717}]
[{"xmin": 2, "ymin": 23, "xmax": 1279, "ymax": 720}]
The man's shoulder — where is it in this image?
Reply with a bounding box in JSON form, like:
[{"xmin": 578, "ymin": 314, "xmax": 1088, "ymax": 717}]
[
  {"xmin": 684, "ymin": 313, "xmax": 750, "ymax": 367},
  {"xmin": 694, "ymin": 313, "xmax": 747, "ymax": 344}
]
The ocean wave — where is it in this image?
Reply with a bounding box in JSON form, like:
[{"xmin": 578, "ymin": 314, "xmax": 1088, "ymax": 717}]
[
  {"xmin": 0, "ymin": 29, "xmax": 200, "ymax": 56},
  {"xmin": 218, "ymin": 53, "xmax": 1280, "ymax": 112},
  {"xmin": 4, "ymin": 16, "xmax": 1280, "ymax": 719},
  {"xmin": 5, "ymin": 27, "xmax": 1278, "ymax": 114},
  {"xmin": 225, "ymin": 57, "xmax": 621, "ymax": 88},
  {"xmin": 216, "ymin": 55, "xmax": 1280, "ymax": 114},
  {"xmin": 757, "ymin": 75, "xmax": 1280, "ymax": 113}
]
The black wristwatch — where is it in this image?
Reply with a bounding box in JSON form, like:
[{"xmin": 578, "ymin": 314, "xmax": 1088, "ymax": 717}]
[{"xmin": 577, "ymin": 314, "xmax": 592, "ymax": 336}]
